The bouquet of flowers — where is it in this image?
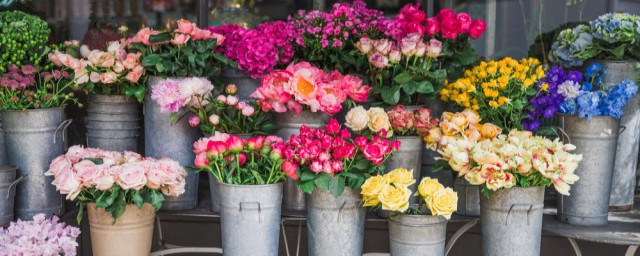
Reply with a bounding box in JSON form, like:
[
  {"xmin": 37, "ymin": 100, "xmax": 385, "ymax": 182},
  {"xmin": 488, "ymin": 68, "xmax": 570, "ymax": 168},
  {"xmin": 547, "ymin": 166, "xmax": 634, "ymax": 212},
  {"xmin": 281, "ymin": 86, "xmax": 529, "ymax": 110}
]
[
  {"xmin": 357, "ymin": 34, "xmax": 447, "ymax": 105},
  {"xmin": 344, "ymin": 105, "xmax": 438, "ymax": 137},
  {"xmin": 550, "ymin": 13, "xmax": 640, "ymax": 67},
  {"xmin": 128, "ymin": 19, "xmax": 232, "ymax": 78},
  {"xmin": 281, "ymin": 118, "xmax": 399, "ymax": 197},
  {"xmin": 250, "ymin": 61, "xmax": 370, "ymax": 115},
  {"xmin": 46, "ymin": 146, "xmax": 187, "ymax": 222},
  {"xmin": 289, "ymin": 0, "xmax": 390, "ymax": 74},
  {"xmin": 559, "ymin": 63, "xmax": 638, "ymax": 120},
  {"xmin": 0, "ymin": 214, "xmax": 80, "ymax": 255},
  {"xmin": 424, "ymin": 109, "xmax": 502, "ymax": 150},
  {"xmin": 438, "ymin": 130, "xmax": 582, "ymax": 197},
  {"xmin": 192, "ymin": 133, "xmax": 286, "ymax": 185},
  {"xmin": 361, "ymin": 169, "xmax": 457, "ymax": 219},
  {"xmin": 440, "ymin": 57, "xmax": 546, "ymax": 132},
  {"xmin": 49, "ymin": 39, "xmax": 147, "ymax": 102},
  {"xmin": 385, "ymin": 5, "xmax": 486, "ymax": 80},
  {"xmin": 0, "ymin": 11, "xmax": 51, "ymax": 72},
  {"xmin": 208, "ymin": 21, "xmax": 296, "ymax": 79},
  {"xmin": 189, "ymin": 84, "xmax": 277, "ymax": 135},
  {"xmin": 150, "ymin": 76, "xmax": 214, "ymax": 122},
  {"xmin": 0, "ymin": 64, "xmax": 80, "ymax": 110}
]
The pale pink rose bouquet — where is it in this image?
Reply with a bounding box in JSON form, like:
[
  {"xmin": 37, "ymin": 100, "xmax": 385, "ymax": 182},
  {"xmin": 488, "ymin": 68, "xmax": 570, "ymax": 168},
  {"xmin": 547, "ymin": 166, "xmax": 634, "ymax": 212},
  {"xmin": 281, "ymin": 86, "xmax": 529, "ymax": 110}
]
[
  {"xmin": 251, "ymin": 61, "xmax": 371, "ymax": 115},
  {"xmin": 46, "ymin": 145, "xmax": 187, "ymax": 222},
  {"xmin": 0, "ymin": 214, "xmax": 80, "ymax": 255},
  {"xmin": 49, "ymin": 39, "xmax": 147, "ymax": 102}
]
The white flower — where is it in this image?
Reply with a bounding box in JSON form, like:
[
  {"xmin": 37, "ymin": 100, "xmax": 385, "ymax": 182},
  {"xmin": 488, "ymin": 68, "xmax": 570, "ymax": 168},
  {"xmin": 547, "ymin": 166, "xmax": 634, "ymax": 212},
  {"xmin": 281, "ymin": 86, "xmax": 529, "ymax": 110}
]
[{"xmin": 345, "ymin": 106, "xmax": 369, "ymax": 132}]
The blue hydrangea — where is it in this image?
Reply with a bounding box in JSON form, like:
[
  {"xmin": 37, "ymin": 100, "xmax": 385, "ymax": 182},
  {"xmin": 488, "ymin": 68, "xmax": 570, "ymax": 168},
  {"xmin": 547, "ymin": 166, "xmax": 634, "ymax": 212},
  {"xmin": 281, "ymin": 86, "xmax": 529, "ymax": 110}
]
[
  {"xmin": 560, "ymin": 99, "xmax": 577, "ymax": 115},
  {"xmin": 558, "ymin": 80, "xmax": 581, "ymax": 100}
]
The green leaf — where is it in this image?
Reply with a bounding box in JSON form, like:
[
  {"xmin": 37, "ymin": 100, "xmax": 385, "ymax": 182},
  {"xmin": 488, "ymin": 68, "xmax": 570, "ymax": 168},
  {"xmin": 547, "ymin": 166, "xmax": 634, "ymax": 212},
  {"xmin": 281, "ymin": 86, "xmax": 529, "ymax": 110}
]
[
  {"xmin": 81, "ymin": 157, "xmax": 104, "ymax": 165},
  {"xmin": 415, "ymin": 80, "xmax": 434, "ymax": 94},
  {"xmin": 401, "ymin": 82, "xmax": 416, "ymax": 95},
  {"xmin": 300, "ymin": 180, "xmax": 315, "ymax": 194},
  {"xmin": 148, "ymin": 32, "xmax": 172, "ymax": 43},
  {"xmin": 381, "ymin": 86, "xmax": 400, "ymax": 105},
  {"xmin": 353, "ymin": 158, "xmax": 370, "ymax": 171},
  {"xmin": 329, "ymin": 175, "xmax": 346, "ymax": 198},
  {"xmin": 393, "ymin": 72, "xmax": 413, "ymax": 84},
  {"xmin": 149, "ymin": 190, "xmax": 165, "ymax": 211},
  {"xmin": 314, "ymin": 173, "xmax": 331, "ymax": 190},
  {"xmin": 141, "ymin": 54, "xmax": 162, "ymax": 67},
  {"xmin": 300, "ymin": 171, "xmax": 316, "ymax": 181},
  {"xmin": 132, "ymin": 190, "xmax": 144, "ymax": 209}
]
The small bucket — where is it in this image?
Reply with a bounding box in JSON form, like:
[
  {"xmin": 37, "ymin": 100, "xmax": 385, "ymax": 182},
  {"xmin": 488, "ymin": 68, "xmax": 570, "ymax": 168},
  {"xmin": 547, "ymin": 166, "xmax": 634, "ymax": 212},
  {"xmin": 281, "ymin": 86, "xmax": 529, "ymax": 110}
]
[
  {"xmin": 0, "ymin": 166, "xmax": 21, "ymax": 226},
  {"xmin": 219, "ymin": 182, "xmax": 283, "ymax": 256},
  {"xmin": 388, "ymin": 214, "xmax": 447, "ymax": 256},
  {"xmin": 86, "ymin": 94, "xmax": 141, "ymax": 152},
  {"xmin": 87, "ymin": 203, "xmax": 155, "ymax": 256}
]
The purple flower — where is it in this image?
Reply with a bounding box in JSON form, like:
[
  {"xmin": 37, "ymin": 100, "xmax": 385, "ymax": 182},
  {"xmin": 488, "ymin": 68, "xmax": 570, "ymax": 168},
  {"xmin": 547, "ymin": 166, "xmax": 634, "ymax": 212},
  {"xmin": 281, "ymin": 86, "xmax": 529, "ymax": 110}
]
[{"xmin": 0, "ymin": 214, "xmax": 80, "ymax": 255}]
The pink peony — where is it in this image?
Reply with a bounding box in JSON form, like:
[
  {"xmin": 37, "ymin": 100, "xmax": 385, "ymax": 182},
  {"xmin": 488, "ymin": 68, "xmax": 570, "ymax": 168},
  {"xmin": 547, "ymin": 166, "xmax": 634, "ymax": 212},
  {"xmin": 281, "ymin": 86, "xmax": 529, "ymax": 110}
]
[
  {"xmin": 456, "ymin": 13, "xmax": 472, "ymax": 33},
  {"xmin": 251, "ymin": 70, "xmax": 293, "ymax": 113},
  {"xmin": 194, "ymin": 153, "xmax": 209, "ymax": 168},
  {"xmin": 151, "ymin": 78, "xmax": 184, "ymax": 113},
  {"xmin": 189, "ymin": 114, "xmax": 201, "ymax": 127},
  {"xmin": 282, "ymin": 161, "xmax": 299, "ymax": 180},
  {"xmin": 241, "ymin": 105, "xmax": 255, "ymax": 116}
]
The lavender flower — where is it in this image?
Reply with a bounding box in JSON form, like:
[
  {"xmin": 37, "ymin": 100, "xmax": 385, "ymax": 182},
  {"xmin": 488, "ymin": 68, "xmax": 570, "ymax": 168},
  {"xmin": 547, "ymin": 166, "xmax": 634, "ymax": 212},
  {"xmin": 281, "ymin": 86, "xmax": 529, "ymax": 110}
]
[{"xmin": 0, "ymin": 214, "xmax": 80, "ymax": 255}]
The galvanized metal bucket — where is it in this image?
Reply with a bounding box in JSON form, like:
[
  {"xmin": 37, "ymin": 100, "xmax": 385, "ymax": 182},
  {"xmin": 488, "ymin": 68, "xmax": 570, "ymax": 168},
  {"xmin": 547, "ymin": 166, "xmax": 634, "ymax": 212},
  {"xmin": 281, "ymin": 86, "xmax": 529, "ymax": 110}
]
[
  {"xmin": 86, "ymin": 94, "xmax": 141, "ymax": 152},
  {"xmin": 306, "ymin": 187, "xmax": 365, "ymax": 256},
  {"xmin": 453, "ymin": 177, "xmax": 481, "ymax": 217},
  {"xmin": 219, "ymin": 182, "xmax": 283, "ymax": 256},
  {"xmin": 480, "ymin": 186, "xmax": 545, "ymax": 256},
  {"xmin": 385, "ymin": 136, "xmax": 423, "ymax": 203},
  {"xmin": 557, "ymin": 114, "xmax": 620, "ymax": 225},
  {"xmin": 220, "ymin": 68, "xmax": 260, "ymax": 101},
  {"xmin": 145, "ymin": 77, "xmax": 201, "ymax": 211},
  {"xmin": 0, "ymin": 166, "xmax": 20, "ymax": 227},
  {"xmin": 207, "ymin": 134, "xmax": 252, "ymax": 213},
  {"xmin": 588, "ymin": 60, "xmax": 640, "ymax": 211},
  {"xmin": 87, "ymin": 203, "xmax": 155, "ymax": 256},
  {"xmin": 274, "ymin": 110, "xmax": 330, "ymax": 213},
  {"xmin": 388, "ymin": 214, "xmax": 447, "ymax": 256},
  {"xmin": 0, "ymin": 114, "xmax": 6, "ymax": 165},
  {"xmin": 2, "ymin": 108, "xmax": 70, "ymax": 220}
]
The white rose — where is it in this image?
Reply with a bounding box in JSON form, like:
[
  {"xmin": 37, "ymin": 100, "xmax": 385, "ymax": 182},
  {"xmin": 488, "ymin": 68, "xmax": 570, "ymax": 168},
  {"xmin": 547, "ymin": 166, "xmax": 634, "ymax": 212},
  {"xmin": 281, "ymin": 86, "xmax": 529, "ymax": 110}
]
[{"xmin": 345, "ymin": 106, "xmax": 369, "ymax": 132}]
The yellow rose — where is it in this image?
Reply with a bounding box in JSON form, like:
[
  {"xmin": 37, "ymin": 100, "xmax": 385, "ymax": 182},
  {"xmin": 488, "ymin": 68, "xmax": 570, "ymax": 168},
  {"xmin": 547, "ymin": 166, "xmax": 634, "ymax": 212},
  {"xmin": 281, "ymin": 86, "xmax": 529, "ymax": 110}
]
[
  {"xmin": 368, "ymin": 113, "xmax": 392, "ymax": 135},
  {"xmin": 480, "ymin": 123, "xmax": 502, "ymax": 139},
  {"xmin": 441, "ymin": 112, "xmax": 454, "ymax": 122},
  {"xmin": 427, "ymin": 187, "xmax": 458, "ymax": 219},
  {"xmin": 385, "ymin": 168, "xmax": 416, "ymax": 187},
  {"xmin": 450, "ymin": 113, "xmax": 469, "ymax": 131},
  {"xmin": 424, "ymin": 128, "xmax": 442, "ymax": 150},
  {"xmin": 361, "ymin": 175, "xmax": 388, "ymax": 197},
  {"xmin": 463, "ymin": 128, "xmax": 482, "ymax": 142},
  {"xmin": 378, "ymin": 184, "xmax": 412, "ymax": 212},
  {"xmin": 461, "ymin": 109, "xmax": 481, "ymax": 125},
  {"xmin": 363, "ymin": 194, "xmax": 381, "ymax": 207},
  {"xmin": 417, "ymin": 177, "xmax": 444, "ymax": 199},
  {"xmin": 367, "ymin": 107, "xmax": 386, "ymax": 120},
  {"xmin": 345, "ymin": 106, "xmax": 369, "ymax": 132},
  {"xmin": 439, "ymin": 121, "xmax": 459, "ymax": 136}
]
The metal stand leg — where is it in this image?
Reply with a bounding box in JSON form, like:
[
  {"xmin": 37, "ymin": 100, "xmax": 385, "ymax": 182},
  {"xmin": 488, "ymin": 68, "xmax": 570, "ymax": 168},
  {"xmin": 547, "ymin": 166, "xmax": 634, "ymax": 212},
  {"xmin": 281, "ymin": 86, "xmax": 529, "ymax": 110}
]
[
  {"xmin": 625, "ymin": 246, "xmax": 638, "ymax": 256},
  {"xmin": 445, "ymin": 219, "xmax": 479, "ymax": 256},
  {"xmin": 568, "ymin": 238, "xmax": 582, "ymax": 256},
  {"xmin": 281, "ymin": 221, "xmax": 291, "ymax": 256}
]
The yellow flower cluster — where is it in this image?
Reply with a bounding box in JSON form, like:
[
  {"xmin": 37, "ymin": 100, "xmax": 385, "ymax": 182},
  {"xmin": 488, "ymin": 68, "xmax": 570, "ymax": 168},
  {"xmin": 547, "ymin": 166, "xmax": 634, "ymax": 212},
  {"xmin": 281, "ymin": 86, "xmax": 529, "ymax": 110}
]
[
  {"xmin": 424, "ymin": 108, "xmax": 503, "ymax": 150},
  {"xmin": 440, "ymin": 57, "xmax": 545, "ymax": 110},
  {"xmin": 438, "ymin": 130, "xmax": 583, "ymax": 195},
  {"xmin": 361, "ymin": 168, "xmax": 458, "ymax": 219}
]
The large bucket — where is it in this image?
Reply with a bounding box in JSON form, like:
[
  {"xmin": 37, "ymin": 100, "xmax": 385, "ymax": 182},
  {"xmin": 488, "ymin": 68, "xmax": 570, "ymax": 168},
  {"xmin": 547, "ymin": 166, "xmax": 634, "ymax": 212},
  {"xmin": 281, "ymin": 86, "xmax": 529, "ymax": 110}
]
[
  {"xmin": 453, "ymin": 177, "xmax": 481, "ymax": 217},
  {"xmin": 86, "ymin": 94, "xmax": 141, "ymax": 152},
  {"xmin": 589, "ymin": 60, "xmax": 640, "ymax": 211},
  {"xmin": 219, "ymin": 182, "xmax": 283, "ymax": 256},
  {"xmin": 145, "ymin": 77, "xmax": 201, "ymax": 210},
  {"xmin": 220, "ymin": 68, "xmax": 260, "ymax": 101},
  {"xmin": 87, "ymin": 203, "xmax": 155, "ymax": 256},
  {"xmin": 384, "ymin": 136, "xmax": 423, "ymax": 204},
  {"xmin": 306, "ymin": 187, "xmax": 365, "ymax": 256},
  {"xmin": 0, "ymin": 166, "xmax": 20, "ymax": 227},
  {"xmin": 207, "ymin": 134, "xmax": 252, "ymax": 213},
  {"xmin": 0, "ymin": 114, "xmax": 6, "ymax": 165},
  {"xmin": 388, "ymin": 214, "xmax": 447, "ymax": 256},
  {"xmin": 557, "ymin": 114, "xmax": 620, "ymax": 225},
  {"xmin": 480, "ymin": 186, "xmax": 545, "ymax": 256},
  {"xmin": 274, "ymin": 110, "xmax": 330, "ymax": 213},
  {"xmin": 2, "ymin": 108, "xmax": 70, "ymax": 220}
]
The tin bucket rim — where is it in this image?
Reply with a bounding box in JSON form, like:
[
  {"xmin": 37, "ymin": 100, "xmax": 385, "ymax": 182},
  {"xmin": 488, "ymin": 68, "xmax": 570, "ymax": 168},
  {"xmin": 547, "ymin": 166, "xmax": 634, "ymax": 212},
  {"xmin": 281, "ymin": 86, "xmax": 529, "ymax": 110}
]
[
  {"xmin": 216, "ymin": 180, "xmax": 284, "ymax": 189},
  {"xmin": 1, "ymin": 107, "xmax": 65, "ymax": 113}
]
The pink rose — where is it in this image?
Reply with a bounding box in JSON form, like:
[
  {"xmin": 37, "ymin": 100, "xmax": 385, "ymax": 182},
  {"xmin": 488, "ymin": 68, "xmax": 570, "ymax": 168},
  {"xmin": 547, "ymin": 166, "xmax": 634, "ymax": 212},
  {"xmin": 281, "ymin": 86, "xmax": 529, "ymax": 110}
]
[
  {"xmin": 282, "ymin": 161, "xmax": 299, "ymax": 180},
  {"xmin": 125, "ymin": 71, "xmax": 142, "ymax": 83},
  {"xmin": 468, "ymin": 19, "xmax": 487, "ymax": 39},
  {"xmin": 65, "ymin": 145, "xmax": 86, "ymax": 164},
  {"xmin": 369, "ymin": 53, "xmax": 389, "ymax": 68},
  {"xmin": 363, "ymin": 142, "xmax": 387, "ymax": 165},
  {"xmin": 98, "ymin": 53, "xmax": 116, "ymax": 68},
  {"xmin": 456, "ymin": 13, "xmax": 472, "ymax": 33},
  {"xmin": 436, "ymin": 8, "xmax": 456, "ymax": 22},
  {"xmin": 115, "ymin": 162, "xmax": 150, "ymax": 190},
  {"xmin": 387, "ymin": 105, "xmax": 414, "ymax": 133},
  {"xmin": 94, "ymin": 166, "xmax": 116, "ymax": 191},
  {"xmin": 400, "ymin": 33, "xmax": 420, "ymax": 56},
  {"xmin": 46, "ymin": 155, "xmax": 73, "ymax": 177},
  {"xmin": 113, "ymin": 62, "xmax": 125, "ymax": 73},
  {"xmin": 356, "ymin": 37, "xmax": 373, "ymax": 54},
  {"xmin": 440, "ymin": 18, "xmax": 459, "ymax": 39},
  {"xmin": 374, "ymin": 39, "xmax": 392, "ymax": 55},
  {"xmin": 415, "ymin": 41, "xmax": 427, "ymax": 57},
  {"xmin": 90, "ymin": 72, "xmax": 101, "ymax": 83},
  {"xmin": 100, "ymin": 72, "xmax": 118, "ymax": 84},
  {"xmin": 171, "ymin": 33, "xmax": 190, "ymax": 45},
  {"xmin": 176, "ymin": 19, "xmax": 195, "ymax": 34},
  {"xmin": 52, "ymin": 169, "xmax": 82, "ymax": 200},
  {"xmin": 124, "ymin": 151, "xmax": 142, "ymax": 163},
  {"xmin": 426, "ymin": 39, "xmax": 443, "ymax": 58},
  {"xmin": 122, "ymin": 53, "xmax": 140, "ymax": 69},
  {"xmin": 74, "ymin": 160, "xmax": 99, "ymax": 187},
  {"xmin": 414, "ymin": 107, "xmax": 435, "ymax": 136},
  {"xmin": 161, "ymin": 178, "xmax": 186, "ymax": 197},
  {"xmin": 389, "ymin": 48, "xmax": 402, "ymax": 63}
]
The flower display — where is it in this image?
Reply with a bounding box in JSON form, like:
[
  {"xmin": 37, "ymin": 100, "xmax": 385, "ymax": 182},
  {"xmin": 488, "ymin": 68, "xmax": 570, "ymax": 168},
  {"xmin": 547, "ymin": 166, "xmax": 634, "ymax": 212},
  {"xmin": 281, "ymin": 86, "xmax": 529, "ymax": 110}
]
[
  {"xmin": 550, "ymin": 13, "xmax": 640, "ymax": 67},
  {"xmin": 192, "ymin": 133, "xmax": 285, "ymax": 184},
  {"xmin": 251, "ymin": 61, "xmax": 370, "ymax": 115},
  {"xmin": 0, "ymin": 214, "xmax": 80, "ymax": 255},
  {"xmin": 438, "ymin": 130, "xmax": 583, "ymax": 197},
  {"xmin": 424, "ymin": 109, "xmax": 502, "ymax": 150},
  {"xmin": 150, "ymin": 77, "xmax": 213, "ymax": 113},
  {"xmin": 0, "ymin": 64, "xmax": 79, "ymax": 110},
  {"xmin": 128, "ymin": 19, "xmax": 233, "ymax": 77},
  {"xmin": 49, "ymin": 39, "xmax": 147, "ymax": 102},
  {"xmin": 559, "ymin": 63, "xmax": 638, "ymax": 120},
  {"xmin": 282, "ymin": 118, "xmax": 398, "ymax": 197},
  {"xmin": 440, "ymin": 57, "xmax": 546, "ymax": 132},
  {"xmin": 46, "ymin": 146, "xmax": 187, "ymax": 222},
  {"xmin": 208, "ymin": 21, "xmax": 296, "ymax": 78},
  {"xmin": 361, "ymin": 170, "xmax": 457, "ymax": 219},
  {"xmin": 289, "ymin": 0, "xmax": 390, "ymax": 74},
  {"xmin": 0, "ymin": 11, "xmax": 51, "ymax": 72}
]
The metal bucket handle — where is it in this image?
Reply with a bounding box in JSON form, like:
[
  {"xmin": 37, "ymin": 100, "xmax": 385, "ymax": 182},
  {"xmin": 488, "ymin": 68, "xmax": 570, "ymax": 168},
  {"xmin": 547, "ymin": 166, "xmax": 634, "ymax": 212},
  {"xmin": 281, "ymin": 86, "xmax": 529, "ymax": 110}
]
[
  {"xmin": 619, "ymin": 125, "xmax": 627, "ymax": 135},
  {"xmin": 7, "ymin": 175, "xmax": 24, "ymax": 199},
  {"xmin": 506, "ymin": 204, "xmax": 533, "ymax": 226},
  {"xmin": 552, "ymin": 126, "xmax": 571, "ymax": 145},
  {"xmin": 239, "ymin": 202, "xmax": 262, "ymax": 223},
  {"xmin": 337, "ymin": 200, "xmax": 363, "ymax": 222},
  {"xmin": 54, "ymin": 119, "xmax": 73, "ymax": 144}
]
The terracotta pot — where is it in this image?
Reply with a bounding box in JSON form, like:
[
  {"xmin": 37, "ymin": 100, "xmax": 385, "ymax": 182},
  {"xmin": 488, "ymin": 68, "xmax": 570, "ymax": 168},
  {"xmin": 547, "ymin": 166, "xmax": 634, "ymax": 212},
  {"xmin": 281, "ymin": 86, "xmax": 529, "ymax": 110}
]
[{"xmin": 87, "ymin": 203, "xmax": 155, "ymax": 256}]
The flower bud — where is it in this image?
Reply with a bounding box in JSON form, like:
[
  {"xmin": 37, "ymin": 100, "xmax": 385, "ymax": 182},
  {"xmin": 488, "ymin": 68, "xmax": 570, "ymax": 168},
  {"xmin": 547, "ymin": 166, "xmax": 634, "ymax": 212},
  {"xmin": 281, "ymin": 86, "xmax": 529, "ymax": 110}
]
[
  {"xmin": 225, "ymin": 84, "xmax": 238, "ymax": 95},
  {"xmin": 209, "ymin": 114, "xmax": 220, "ymax": 125}
]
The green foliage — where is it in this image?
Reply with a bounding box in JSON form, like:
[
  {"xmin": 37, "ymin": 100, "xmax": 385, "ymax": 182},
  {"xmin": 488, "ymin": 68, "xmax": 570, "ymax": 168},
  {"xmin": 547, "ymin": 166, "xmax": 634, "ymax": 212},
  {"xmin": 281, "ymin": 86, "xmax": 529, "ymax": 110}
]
[{"xmin": 0, "ymin": 11, "xmax": 51, "ymax": 72}]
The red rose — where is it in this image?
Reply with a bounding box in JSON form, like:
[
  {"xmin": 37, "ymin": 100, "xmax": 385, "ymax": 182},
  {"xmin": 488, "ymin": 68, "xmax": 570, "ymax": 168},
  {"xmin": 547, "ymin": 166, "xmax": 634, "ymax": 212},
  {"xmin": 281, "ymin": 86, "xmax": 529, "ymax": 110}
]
[
  {"xmin": 436, "ymin": 8, "xmax": 456, "ymax": 22},
  {"xmin": 354, "ymin": 136, "xmax": 368, "ymax": 149},
  {"xmin": 424, "ymin": 18, "xmax": 440, "ymax": 37},
  {"xmin": 440, "ymin": 18, "xmax": 459, "ymax": 39},
  {"xmin": 282, "ymin": 161, "xmax": 299, "ymax": 180},
  {"xmin": 468, "ymin": 19, "xmax": 487, "ymax": 39},
  {"xmin": 405, "ymin": 22, "xmax": 425, "ymax": 37},
  {"xmin": 325, "ymin": 118, "xmax": 341, "ymax": 134},
  {"xmin": 455, "ymin": 13, "xmax": 472, "ymax": 34},
  {"xmin": 392, "ymin": 140, "xmax": 401, "ymax": 151},
  {"xmin": 363, "ymin": 142, "xmax": 386, "ymax": 165}
]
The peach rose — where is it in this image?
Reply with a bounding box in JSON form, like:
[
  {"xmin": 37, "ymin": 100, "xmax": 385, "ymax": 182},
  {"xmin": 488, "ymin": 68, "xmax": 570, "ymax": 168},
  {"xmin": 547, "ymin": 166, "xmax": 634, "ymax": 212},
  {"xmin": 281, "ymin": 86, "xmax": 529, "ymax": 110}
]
[
  {"xmin": 480, "ymin": 123, "xmax": 502, "ymax": 139},
  {"xmin": 100, "ymin": 72, "xmax": 118, "ymax": 84}
]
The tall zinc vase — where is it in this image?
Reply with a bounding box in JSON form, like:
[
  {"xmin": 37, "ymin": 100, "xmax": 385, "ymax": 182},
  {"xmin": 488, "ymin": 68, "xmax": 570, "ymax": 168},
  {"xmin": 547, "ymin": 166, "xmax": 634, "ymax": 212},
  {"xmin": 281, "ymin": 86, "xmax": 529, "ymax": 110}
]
[
  {"xmin": 388, "ymin": 214, "xmax": 447, "ymax": 256},
  {"xmin": 586, "ymin": 60, "xmax": 640, "ymax": 211},
  {"xmin": 220, "ymin": 68, "xmax": 260, "ymax": 101},
  {"xmin": 384, "ymin": 136, "xmax": 423, "ymax": 203},
  {"xmin": 219, "ymin": 182, "xmax": 283, "ymax": 256},
  {"xmin": 2, "ymin": 108, "xmax": 71, "ymax": 220},
  {"xmin": 274, "ymin": 110, "xmax": 330, "ymax": 213},
  {"xmin": 87, "ymin": 203, "xmax": 155, "ymax": 256},
  {"xmin": 557, "ymin": 114, "xmax": 620, "ymax": 225},
  {"xmin": 0, "ymin": 165, "xmax": 19, "ymax": 227},
  {"xmin": 208, "ymin": 134, "xmax": 252, "ymax": 212},
  {"xmin": 145, "ymin": 77, "xmax": 201, "ymax": 210},
  {"xmin": 86, "ymin": 94, "xmax": 141, "ymax": 152},
  {"xmin": 0, "ymin": 113, "xmax": 6, "ymax": 165},
  {"xmin": 306, "ymin": 187, "xmax": 365, "ymax": 256},
  {"xmin": 481, "ymin": 186, "xmax": 545, "ymax": 256}
]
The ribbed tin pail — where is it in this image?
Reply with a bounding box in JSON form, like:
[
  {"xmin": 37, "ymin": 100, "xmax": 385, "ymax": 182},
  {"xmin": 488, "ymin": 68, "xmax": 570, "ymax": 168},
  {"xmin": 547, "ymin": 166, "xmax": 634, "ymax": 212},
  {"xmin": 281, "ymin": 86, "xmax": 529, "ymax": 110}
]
[
  {"xmin": 86, "ymin": 94, "xmax": 141, "ymax": 152},
  {"xmin": 389, "ymin": 214, "xmax": 447, "ymax": 256}
]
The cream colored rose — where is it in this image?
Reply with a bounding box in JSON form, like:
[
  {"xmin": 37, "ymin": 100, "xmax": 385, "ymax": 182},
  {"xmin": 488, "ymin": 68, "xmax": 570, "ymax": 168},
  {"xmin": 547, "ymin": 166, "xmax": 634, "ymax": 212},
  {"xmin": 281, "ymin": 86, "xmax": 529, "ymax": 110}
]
[
  {"xmin": 450, "ymin": 113, "xmax": 469, "ymax": 131},
  {"xmin": 345, "ymin": 106, "xmax": 370, "ymax": 132},
  {"xmin": 424, "ymin": 128, "xmax": 442, "ymax": 150},
  {"xmin": 441, "ymin": 112, "xmax": 454, "ymax": 122},
  {"xmin": 368, "ymin": 112, "xmax": 392, "ymax": 135},
  {"xmin": 463, "ymin": 128, "xmax": 482, "ymax": 142},
  {"xmin": 417, "ymin": 177, "xmax": 444, "ymax": 199},
  {"xmin": 462, "ymin": 108, "xmax": 481, "ymax": 125},
  {"xmin": 378, "ymin": 184, "xmax": 412, "ymax": 212},
  {"xmin": 367, "ymin": 107, "xmax": 386, "ymax": 120},
  {"xmin": 480, "ymin": 123, "xmax": 502, "ymax": 139},
  {"xmin": 385, "ymin": 168, "xmax": 416, "ymax": 187},
  {"xmin": 439, "ymin": 121, "xmax": 459, "ymax": 136},
  {"xmin": 428, "ymin": 187, "xmax": 458, "ymax": 219}
]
